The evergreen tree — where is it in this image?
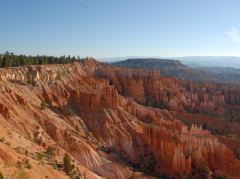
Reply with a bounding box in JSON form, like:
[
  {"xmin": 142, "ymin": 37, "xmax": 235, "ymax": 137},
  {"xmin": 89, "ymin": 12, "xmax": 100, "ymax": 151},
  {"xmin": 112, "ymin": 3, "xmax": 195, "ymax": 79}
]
[
  {"xmin": 199, "ymin": 160, "xmax": 210, "ymax": 178},
  {"xmin": 0, "ymin": 52, "xmax": 85, "ymax": 68},
  {"xmin": 0, "ymin": 171, "xmax": 3, "ymax": 179},
  {"xmin": 63, "ymin": 153, "xmax": 74, "ymax": 175}
]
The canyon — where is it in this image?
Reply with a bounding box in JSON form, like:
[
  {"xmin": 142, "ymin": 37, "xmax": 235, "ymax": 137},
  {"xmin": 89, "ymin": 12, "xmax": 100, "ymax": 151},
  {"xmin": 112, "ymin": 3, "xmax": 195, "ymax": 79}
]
[{"xmin": 0, "ymin": 59, "xmax": 240, "ymax": 179}]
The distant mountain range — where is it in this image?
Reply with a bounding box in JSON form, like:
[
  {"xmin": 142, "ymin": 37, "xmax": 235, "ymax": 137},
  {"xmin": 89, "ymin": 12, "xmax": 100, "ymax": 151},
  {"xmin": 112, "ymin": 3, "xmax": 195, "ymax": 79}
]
[
  {"xmin": 176, "ymin": 56, "xmax": 240, "ymax": 68},
  {"xmin": 112, "ymin": 58, "xmax": 240, "ymax": 84}
]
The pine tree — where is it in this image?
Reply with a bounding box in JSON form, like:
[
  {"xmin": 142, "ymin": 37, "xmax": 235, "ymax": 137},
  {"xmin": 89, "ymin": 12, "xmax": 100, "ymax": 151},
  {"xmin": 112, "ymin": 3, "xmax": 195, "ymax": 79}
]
[
  {"xmin": 0, "ymin": 171, "xmax": 3, "ymax": 179},
  {"xmin": 63, "ymin": 153, "xmax": 74, "ymax": 175},
  {"xmin": 199, "ymin": 160, "xmax": 210, "ymax": 178}
]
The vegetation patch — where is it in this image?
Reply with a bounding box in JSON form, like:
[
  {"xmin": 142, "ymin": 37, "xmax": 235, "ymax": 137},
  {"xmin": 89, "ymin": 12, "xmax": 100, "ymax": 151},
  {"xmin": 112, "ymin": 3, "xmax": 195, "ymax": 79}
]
[
  {"xmin": 45, "ymin": 146, "xmax": 56, "ymax": 158},
  {"xmin": 0, "ymin": 52, "xmax": 83, "ymax": 68},
  {"xmin": 63, "ymin": 153, "xmax": 74, "ymax": 175},
  {"xmin": 40, "ymin": 101, "xmax": 48, "ymax": 110},
  {"xmin": 0, "ymin": 171, "xmax": 3, "ymax": 179}
]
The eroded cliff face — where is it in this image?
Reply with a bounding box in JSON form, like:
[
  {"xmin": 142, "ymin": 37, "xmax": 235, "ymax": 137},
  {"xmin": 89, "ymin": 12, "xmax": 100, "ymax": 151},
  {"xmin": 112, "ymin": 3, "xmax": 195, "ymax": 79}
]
[
  {"xmin": 0, "ymin": 60, "xmax": 239, "ymax": 179},
  {"xmin": 95, "ymin": 66, "xmax": 240, "ymax": 122}
]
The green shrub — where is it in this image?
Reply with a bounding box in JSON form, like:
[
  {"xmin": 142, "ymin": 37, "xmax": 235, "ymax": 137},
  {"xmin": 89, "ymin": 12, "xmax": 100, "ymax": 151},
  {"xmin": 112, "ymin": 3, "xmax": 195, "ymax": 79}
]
[
  {"xmin": 26, "ymin": 73, "xmax": 34, "ymax": 85},
  {"xmin": 199, "ymin": 160, "xmax": 210, "ymax": 178},
  {"xmin": 67, "ymin": 109, "xmax": 75, "ymax": 116},
  {"xmin": 0, "ymin": 171, "xmax": 3, "ymax": 179},
  {"xmin": 36, "ymin": 152, "xmax": 44, "ymax": 161},
  {"xmin": 202, "ymin": 123, "xmax": 208, "ymax": 130},
  {"xmin": 212, "ymin": 175, "xmax": 224, "ymax": 179},
  {"xmin": 45, "ymin": 146, "xmax": 56, "ymax": 157},
  {"xmin": 56, "ymin": 71, "xmax": 62, "ymax": 80},
  {"xmin": 40, "ymin": 101, "xmax": 48, "ymax": 110},
  {"xmin": 0, "ymin": 137, "xmax": 5, "ymax": 143},
  {"xmin": 186, "ymin": 174, "xmax": 195, "ymax": 179},
  {"xmin": 25, "ymin": 160, "xmax": 32, "ymax": 169},
  {"xmin": 24, "ymin": 150, "xmax": 29, "ymax": 156},
  {"xmin": 18, "ymin": 171, "xmax": 28, "ymax": 179},
  {"xmin": 15, "ymin": 146, "xmax": 21, "ymax": 153},
  {"xmin": 63, "ymin": 153, "xmax": 74, "ymax": 175},
  {"xmin": 236, "ymin": 151, "xmax": 240, "ymax": 160},
  {"xmin": 52, "ymin": 162, "xmax": 63, "ymax": 171},
  {"xmin": 16, "ymin": 161, "xmax": 23, "ymax": 169},
  {"xmin": 75, "ymin": 125, "xmax": 80, "ymax": 134}
]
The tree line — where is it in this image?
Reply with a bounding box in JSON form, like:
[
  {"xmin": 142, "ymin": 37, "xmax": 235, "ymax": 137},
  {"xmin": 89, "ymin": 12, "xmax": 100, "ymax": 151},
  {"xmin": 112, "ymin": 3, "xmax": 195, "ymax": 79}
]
[{"xmin": 0, "ymin": 52, "xmax": 86, "ymax": 68}]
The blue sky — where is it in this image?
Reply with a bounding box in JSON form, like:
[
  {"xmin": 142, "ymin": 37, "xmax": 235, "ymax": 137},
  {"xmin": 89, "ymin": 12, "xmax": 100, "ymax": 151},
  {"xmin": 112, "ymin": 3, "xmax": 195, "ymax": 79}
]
[{"xmin": 1, "ymin": 0, "xmax": 240, "ymax": 58}]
